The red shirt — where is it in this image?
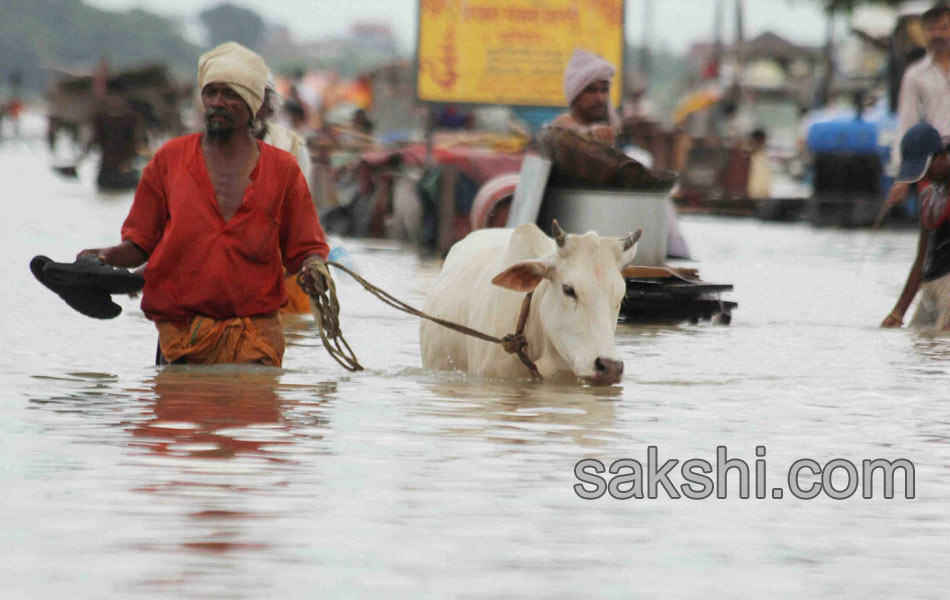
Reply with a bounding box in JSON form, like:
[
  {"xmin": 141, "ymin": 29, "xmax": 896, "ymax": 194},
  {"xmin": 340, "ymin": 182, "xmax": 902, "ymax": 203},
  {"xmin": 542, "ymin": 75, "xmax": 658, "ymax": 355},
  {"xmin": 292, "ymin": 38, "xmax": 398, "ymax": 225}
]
[{"xmin": 122, "ymin": 133, "xmax": 329, "ymax": 322}]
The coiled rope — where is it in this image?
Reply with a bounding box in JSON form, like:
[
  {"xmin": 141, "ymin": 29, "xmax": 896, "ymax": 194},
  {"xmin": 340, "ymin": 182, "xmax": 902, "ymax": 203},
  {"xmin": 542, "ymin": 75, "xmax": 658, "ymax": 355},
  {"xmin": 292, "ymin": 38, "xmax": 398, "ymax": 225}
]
[{"xmin": 300, "ymin": 261, "xmax": 541, "ymax": 379}]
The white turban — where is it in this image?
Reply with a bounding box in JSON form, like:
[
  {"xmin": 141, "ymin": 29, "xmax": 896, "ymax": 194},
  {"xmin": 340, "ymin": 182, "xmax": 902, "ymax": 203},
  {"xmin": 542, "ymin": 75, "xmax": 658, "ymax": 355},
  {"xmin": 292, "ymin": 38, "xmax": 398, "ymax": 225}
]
[
  {"xmin": 198, "ymin": 42, "xmax": 268, "ymax": 116},
  {"xmin": 563, "ymin": 48, "xmax": 616, "ymax": 106}
]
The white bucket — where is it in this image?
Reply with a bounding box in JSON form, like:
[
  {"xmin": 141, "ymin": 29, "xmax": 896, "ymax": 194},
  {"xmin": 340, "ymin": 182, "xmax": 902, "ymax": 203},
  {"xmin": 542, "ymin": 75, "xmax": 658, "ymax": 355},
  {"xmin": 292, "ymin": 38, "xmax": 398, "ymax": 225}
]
[{"xmin": 537, "ymin": 188, "xmax": 670, "ymax": 266}]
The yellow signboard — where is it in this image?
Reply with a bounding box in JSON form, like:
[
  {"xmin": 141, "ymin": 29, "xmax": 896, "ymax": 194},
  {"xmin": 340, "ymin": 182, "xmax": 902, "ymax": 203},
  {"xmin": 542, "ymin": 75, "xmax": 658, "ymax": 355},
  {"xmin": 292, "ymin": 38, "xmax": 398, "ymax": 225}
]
[{"xmin": 417, "ymin": 0, "xmax": 624, "ymax": 107}]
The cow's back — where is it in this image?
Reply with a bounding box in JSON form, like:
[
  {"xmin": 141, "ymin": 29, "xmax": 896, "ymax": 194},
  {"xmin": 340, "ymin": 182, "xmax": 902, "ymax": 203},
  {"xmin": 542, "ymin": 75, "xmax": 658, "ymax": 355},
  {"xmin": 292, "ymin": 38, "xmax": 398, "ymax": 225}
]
[{"xmin": 420, "ymin": 225, "xmax": 552, "ymax": 374}]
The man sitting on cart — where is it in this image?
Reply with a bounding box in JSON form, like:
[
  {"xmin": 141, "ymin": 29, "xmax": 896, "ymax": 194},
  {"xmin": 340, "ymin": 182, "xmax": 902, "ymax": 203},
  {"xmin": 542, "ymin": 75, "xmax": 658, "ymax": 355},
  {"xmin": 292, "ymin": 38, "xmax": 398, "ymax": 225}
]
[
  {"xmin": 539, "ymin": 48, "xmax": 658, "ymax": 189},
  {"xmin": 551, "ymin": 48, "xmax": 620, "ymax": 147}
]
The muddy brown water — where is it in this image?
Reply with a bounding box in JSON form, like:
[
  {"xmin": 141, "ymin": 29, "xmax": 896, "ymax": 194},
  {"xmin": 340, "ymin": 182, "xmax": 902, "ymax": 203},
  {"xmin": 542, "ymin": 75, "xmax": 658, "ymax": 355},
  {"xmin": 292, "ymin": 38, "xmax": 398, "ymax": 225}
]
[{"xmin": 2, "ymin": 121, "xmax": 948, "ymax": 598}]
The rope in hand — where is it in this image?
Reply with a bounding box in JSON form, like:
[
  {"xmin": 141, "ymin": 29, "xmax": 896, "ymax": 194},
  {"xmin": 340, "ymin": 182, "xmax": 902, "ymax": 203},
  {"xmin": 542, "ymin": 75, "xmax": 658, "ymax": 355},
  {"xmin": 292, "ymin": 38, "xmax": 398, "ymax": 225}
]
[
  {"xmin": 300, "ymin": 260, "xmax": 542, "ymax": 379},
  {"xmin": 299, "ymin": 261, "xmax": 364, "ymax": 372}
]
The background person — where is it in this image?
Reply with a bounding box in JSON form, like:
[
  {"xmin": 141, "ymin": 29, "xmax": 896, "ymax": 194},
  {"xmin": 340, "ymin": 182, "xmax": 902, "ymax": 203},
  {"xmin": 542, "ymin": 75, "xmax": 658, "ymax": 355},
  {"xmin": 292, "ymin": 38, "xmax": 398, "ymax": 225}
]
[
  {"xmin": 254, "ymin": 81, "xmax": 312, "ymax": 193},
  {"xmin": 882, "ymin": 123, "xmax": 950, "ymax": 329},
  {"xmin": 550, "ymin": 48, "xmax": 621, "ymax": 146},
  {"xmin": 86, "ymin": 94, "xmax": 146, "ymax": 190},
  {"xmin": 886, "ymin": 3, "xmax": 950, "ymax": 208},
  {"xmin": 538, "ymin": 48, "xmax": 658, "ymax": 190},
  {"xmin": 746, "ymin": 129, "xmax": 772, "ymax": 200},
  {"xmin": 253, "ymin": 79, "xmax": 318, "ymax": 315}
]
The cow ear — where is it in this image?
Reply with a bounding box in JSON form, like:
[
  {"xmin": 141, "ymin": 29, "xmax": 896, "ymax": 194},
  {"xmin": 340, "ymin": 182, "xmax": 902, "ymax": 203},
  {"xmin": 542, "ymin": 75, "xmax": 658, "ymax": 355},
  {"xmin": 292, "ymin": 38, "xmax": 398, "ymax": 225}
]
[
  {"xmin": 491, "ymin": 259, "xmax": 553, "ymax": 292},
  {"xmin": 618, "ymin": 234, "xmax": 640, "ymax": 268}
]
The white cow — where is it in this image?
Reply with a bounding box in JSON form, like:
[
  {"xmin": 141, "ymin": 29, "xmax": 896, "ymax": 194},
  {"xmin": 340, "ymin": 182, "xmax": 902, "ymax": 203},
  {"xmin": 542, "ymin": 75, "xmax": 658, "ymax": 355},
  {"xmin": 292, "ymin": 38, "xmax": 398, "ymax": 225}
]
[{"xmin": 420, "ymin": 222, "xmax": 640, "ymax": 384}]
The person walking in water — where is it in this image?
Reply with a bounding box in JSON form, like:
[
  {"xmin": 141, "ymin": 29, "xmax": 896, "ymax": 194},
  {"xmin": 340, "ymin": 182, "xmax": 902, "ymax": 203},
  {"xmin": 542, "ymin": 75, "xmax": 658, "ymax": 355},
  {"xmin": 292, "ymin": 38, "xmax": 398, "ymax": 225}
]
[
  {"xmin": 882, "ymin": 123, "xmax": 950, "ymax": 329},
  {"xmin": 78, "ymin": 42, "xmax": 330, "ymax": 365}
]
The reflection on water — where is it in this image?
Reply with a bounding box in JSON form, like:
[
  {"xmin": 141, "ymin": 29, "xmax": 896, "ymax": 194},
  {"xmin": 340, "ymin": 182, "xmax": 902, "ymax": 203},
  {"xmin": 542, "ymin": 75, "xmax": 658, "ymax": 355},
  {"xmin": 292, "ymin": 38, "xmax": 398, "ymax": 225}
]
[
  {"xmin": 418, "ymin": 379, "xmax": 621, "ymax": 448},
  {"xmin": 133, "ymin": 367, "xmax": 295, "ymax": 459},
  {"xmin": 909, "ymin": 336, "xmax": 950, "ymax": 377},
  {"xmin": 4, "ymin": 127, "xmax": 950, "ymax": 597}
]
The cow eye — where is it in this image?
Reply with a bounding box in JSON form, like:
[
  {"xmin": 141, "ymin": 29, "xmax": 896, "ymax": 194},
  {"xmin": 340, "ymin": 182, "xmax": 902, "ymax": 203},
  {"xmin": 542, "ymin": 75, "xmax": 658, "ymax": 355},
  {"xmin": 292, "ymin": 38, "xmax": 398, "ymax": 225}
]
[{"xmin": 562, "ymin": 284, "xmax": 576, "ymax": 299}]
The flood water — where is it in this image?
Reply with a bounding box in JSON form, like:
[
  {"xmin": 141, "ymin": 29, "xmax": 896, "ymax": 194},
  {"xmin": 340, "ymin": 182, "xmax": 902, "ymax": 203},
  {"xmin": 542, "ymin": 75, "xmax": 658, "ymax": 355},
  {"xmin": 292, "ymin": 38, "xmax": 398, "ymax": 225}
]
[{"xmin": 2, "ymin": 119, "xmax": 949, "ymax": 598}]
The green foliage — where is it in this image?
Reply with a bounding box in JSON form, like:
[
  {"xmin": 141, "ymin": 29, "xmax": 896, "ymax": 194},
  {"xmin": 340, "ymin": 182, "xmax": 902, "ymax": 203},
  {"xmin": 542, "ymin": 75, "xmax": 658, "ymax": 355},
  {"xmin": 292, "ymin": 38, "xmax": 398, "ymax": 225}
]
[
  {"xmin": 803, "ymin": 0, "xmax": 907, "ymax": 13},
  {"xmin": 199, "ymin": 3, "xmax": 265, "ymax": 49}
]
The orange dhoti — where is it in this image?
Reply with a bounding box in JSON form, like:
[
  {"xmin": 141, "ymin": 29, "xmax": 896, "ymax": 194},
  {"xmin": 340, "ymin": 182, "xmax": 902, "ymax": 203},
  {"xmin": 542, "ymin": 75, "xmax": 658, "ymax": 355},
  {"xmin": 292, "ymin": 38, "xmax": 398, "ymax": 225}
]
[
  {"xmin": 280, "ymin": 274, "xmax": 312, "ymax": 315},
  {"xmin": 156, "ymin": 312, "xmax": 285, "ymax": 367}
]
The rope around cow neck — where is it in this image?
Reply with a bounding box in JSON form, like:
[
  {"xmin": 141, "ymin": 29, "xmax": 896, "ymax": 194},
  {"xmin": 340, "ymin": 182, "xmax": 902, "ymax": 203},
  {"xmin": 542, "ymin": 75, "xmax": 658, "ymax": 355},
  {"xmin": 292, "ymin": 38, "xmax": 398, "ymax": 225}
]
[{"xmin": 300, "ymin": 261, "xmax": 542, "ymax": 380}]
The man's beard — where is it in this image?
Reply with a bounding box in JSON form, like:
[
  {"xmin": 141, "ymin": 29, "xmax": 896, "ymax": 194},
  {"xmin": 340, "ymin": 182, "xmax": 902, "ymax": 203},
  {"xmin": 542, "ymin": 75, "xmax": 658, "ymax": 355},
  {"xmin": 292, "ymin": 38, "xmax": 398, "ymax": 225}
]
[
  {"xmin": 205, "ymin": 109, "xmax": 237, "ymax": 143},
  {"xmin": 929, "ymin": 37, "xmax": 950, "ymax": 53},
  {"xmin": 583, "ymin": 104, "xmax": 608, "ymax": 124}
]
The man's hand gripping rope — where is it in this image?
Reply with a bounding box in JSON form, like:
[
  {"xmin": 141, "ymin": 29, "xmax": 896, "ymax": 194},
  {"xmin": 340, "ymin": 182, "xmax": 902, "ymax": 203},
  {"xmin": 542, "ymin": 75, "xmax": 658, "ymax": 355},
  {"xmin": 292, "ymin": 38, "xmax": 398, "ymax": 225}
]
[{"xmin": 298, "ymin": 259, "xmax": 364, "ymax": 371}]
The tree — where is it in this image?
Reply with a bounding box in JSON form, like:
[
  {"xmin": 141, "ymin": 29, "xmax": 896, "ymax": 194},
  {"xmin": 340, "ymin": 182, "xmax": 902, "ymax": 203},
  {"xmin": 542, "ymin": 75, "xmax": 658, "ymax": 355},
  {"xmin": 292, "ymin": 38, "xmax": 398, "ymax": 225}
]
[
  {"xmin": 804, "ymin": 0, "xmax": 910, "ymax": 107},
  {"xmin": 0, "ymin": 0, "xmax": 200, "ymax": 91},
  {"xmin": 200, "ymin": 3, "xmax": 265, "ymax": 49},
  {"xmin": 812, "ymin": 0, "xmax": 905, "ymax": 13}
]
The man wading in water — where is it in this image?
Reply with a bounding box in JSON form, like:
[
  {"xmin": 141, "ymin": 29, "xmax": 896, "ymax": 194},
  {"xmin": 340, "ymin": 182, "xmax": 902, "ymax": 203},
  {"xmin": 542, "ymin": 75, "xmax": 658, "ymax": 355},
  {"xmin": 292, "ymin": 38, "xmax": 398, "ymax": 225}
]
[
  {"xmin": 78, "ymin": 42, "xmax": 330, "ymax": 366},
  {"xmin": 882, "ymin": 122, "xmax": 950, "ymax": 330}
]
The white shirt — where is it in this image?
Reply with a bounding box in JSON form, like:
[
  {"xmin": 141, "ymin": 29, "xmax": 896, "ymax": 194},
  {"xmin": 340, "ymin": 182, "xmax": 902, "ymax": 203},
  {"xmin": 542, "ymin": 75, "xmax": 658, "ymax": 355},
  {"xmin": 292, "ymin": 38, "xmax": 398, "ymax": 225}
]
[
  {"xmin": 747, "ymin": 148, "xmax": 772, "ymax": 200},
  {"xmin": 893, "ymin": 54, "xmax": 950, "ymax": 173},
  {"xmin": 262, "ymin": 122, "xmax": 312, "ymax": 195}
]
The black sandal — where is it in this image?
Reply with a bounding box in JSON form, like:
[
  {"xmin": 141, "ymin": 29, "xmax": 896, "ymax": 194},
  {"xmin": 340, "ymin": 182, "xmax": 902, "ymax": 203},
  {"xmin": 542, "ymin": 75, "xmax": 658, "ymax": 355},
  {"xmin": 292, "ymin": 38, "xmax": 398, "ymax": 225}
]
[
  {"xmin": 30, "ymin": 255, "xmax": 124, "ymax": 319},
  {"xmin": 41, "ymin": 254, "xmax": 145, "ymax": 295}
]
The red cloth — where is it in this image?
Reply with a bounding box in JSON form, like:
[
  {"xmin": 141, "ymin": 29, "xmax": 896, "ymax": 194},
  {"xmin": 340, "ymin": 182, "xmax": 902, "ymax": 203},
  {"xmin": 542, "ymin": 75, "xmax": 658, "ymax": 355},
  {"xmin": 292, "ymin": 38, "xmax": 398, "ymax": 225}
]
[
  {"xmin": 4, "ymin": 101, "xmax": 23, "ymax": 118},
  {"xmin": 360, "ymin": 143, "xmax": 524, "ymax": 185},
  {"xmin": 433, "ymin": 147, "xmax": 524, "ymax": 185},
  {"xmin": 122, "ymin": 133, "xmax": 329, "ymax": 322}
]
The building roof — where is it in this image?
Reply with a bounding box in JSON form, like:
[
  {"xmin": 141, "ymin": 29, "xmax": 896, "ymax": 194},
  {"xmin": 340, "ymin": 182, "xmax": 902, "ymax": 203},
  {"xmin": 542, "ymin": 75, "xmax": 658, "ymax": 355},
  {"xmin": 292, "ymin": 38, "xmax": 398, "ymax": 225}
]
[{"xmin": 732, "ymin": 32, "xmax": 822, "ymax": 63}]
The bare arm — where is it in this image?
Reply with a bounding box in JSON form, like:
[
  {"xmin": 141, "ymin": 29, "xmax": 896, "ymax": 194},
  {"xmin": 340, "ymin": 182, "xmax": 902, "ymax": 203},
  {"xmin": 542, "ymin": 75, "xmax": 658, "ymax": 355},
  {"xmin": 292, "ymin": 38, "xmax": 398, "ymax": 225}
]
[
  {"xmin": 77, "ymin": 240, "xmax": 148, "ymax": 269},
  {"xmin": 885, "ymin": 181, "xmax": 910, "ymax": 208},
  {"xmin": 881, "ymin": 224, "xmax": 928, "ymax": 327}
]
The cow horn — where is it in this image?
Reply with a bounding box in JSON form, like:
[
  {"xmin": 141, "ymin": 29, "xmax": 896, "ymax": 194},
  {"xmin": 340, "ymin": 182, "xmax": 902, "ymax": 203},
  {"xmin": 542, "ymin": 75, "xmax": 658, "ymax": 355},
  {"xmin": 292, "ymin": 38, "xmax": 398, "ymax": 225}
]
[
  {"xmin": 622, "ymin": 228, "xmax": 643, "ymax": 251},
  {"xmin": 551, "ymin": 219, "xmax": 567, "ymax": 247}
]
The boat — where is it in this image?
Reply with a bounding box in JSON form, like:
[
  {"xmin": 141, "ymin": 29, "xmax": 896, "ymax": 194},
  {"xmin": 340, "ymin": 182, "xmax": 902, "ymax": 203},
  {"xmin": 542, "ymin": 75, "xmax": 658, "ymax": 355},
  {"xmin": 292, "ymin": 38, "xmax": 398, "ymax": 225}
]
[{"xmin": 803, "ymin": 102, "xmax": 896, "ymax": 227}]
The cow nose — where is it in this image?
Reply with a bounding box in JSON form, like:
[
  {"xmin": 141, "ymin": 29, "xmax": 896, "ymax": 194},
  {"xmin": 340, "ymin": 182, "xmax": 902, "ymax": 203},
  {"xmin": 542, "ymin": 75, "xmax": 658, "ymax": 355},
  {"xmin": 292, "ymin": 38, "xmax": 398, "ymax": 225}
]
[{"xmin": 593, "ymin": 358, "xmax": 624, "ymax": 384}]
